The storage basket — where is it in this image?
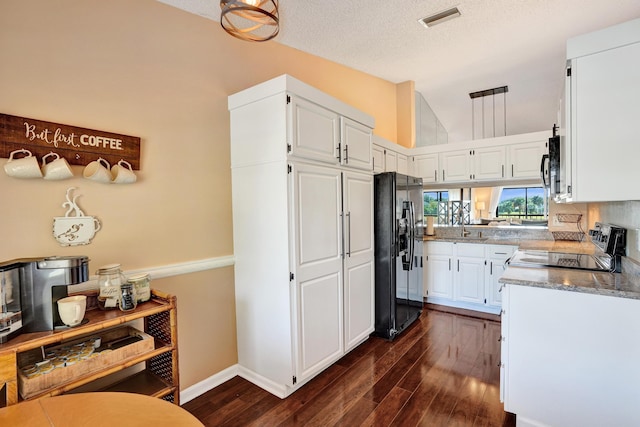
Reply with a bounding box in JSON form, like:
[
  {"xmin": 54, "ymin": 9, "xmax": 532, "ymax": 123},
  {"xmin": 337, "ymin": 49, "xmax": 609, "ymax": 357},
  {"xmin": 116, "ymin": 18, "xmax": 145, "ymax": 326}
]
[{"xmin": 17, "ymin": 326, "xmax": 154, "ymax": 399}]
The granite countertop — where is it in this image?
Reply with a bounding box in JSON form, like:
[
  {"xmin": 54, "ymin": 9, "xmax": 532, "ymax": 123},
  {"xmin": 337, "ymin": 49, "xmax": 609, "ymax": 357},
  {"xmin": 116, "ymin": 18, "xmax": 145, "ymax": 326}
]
[
  {"xmin": 424, "ymin": 236, "xmax": 595, "ymax": 254},
  {"xmin": 424, "ymin": 233, "xmax": 640, "ymax": 299},
  {"xmin": 499, "ymin": 266, "xmax": 640, "ymax": 300}
]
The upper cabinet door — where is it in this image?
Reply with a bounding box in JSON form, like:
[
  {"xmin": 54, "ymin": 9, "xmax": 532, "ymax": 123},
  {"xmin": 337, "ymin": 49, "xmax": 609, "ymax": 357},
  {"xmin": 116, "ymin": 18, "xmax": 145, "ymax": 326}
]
[
  {"xmin": 340, "ymin": 117, "xmax": 373, "ymax": 171},
  {"xmin": 289, "ymin": 96, "xmax": 340, "ymax": 165},
  {"xmin": 473, "ymin": 146, "xmax": 506, "ymax": 181},
  {"xmin": 440, "ymin": 149, "xmax": 471, "ymax": 182},
  {"xmin": 396, "ymin": 153, "xmax": 409, "ymax": 175},
  {"xmin": 414, "ymin": 154, "xmax": 439, "ymax": 184},
  {"xmin": 384, "ymin": 150, "xmax": 398, "ymax": 172},
  {"xmin": 508, "ymin": 141, "xmax": 547, "ymax": 179},
  {"xmin": 372, "ymin": 144, "xmax": 385, "ymax": 173}
]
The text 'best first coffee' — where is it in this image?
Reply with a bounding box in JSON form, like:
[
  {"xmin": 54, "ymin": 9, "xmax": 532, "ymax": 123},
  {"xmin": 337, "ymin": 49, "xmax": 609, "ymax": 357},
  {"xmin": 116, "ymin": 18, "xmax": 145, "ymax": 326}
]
[{"xmin": 24, "ymin": 122, "xmax": 124, "ymax": 151}]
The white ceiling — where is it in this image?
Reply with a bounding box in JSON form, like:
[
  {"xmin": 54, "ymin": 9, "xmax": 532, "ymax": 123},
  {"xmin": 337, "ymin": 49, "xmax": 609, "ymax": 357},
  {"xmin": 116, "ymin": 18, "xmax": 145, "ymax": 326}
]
[{"xmin": 158, "ymin": 0, "xmax": 640, "ymax": 143}]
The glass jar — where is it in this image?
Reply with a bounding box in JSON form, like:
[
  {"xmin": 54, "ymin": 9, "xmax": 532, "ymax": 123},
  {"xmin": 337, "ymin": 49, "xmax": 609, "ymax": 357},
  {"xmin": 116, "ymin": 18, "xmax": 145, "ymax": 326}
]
[
  {"xmin": 128, "ymin": 273, "xmax": 151, "ymax": 303},
  {"xmin": 96, "ymin": 264, "xmax": 125, "ymax": 310},
  {"xmin": 119, "ymin": 282, "xmax": 137, "ymax": 312}
]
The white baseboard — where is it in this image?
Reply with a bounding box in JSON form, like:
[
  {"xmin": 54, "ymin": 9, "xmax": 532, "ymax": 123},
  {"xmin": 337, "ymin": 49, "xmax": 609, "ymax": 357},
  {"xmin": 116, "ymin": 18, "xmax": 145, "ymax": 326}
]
[
  {"xmin": 425, "ymin": 297, "xmax": 500, "ymax": 315},
  {"xmin": 236, "ymin": 365, "xmax": 290, "ymax": 399},
  {"xmin": 180, "ymin": 364, "xmax": 240, "ymax": 404}
]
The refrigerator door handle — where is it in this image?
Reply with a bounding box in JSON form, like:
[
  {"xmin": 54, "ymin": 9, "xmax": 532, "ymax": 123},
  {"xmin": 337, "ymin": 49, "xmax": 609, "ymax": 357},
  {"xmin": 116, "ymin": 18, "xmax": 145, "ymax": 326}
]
[
  {"xmin": 410, "ymin": 202, "xmax": 418, "ymax": 270},
  {"xmin": 408, "ymin": 201, "xmax": 416, "ymax": 270}
]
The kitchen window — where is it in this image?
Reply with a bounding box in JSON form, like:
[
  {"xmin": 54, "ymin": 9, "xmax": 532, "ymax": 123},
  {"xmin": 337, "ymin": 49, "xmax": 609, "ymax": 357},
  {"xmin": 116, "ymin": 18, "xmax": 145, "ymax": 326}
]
[
  {"xmin": 496, "ymin": 186, "xmax": 546, "ymax": 219},
  {"xmin": 424, "ymin": 191, "xmax": 448, "ymax": 217}
]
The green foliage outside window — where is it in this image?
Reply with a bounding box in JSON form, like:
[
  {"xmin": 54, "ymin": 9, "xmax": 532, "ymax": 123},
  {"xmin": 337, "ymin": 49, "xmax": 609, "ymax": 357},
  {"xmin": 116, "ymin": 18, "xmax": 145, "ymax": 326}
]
[
  {"xmin": 424, "ymin": 191, "xmax": 448, "ymax": 216},
  {"xmin": 497, "ymin": 187, "xmax": 545, "ymax": 219}
]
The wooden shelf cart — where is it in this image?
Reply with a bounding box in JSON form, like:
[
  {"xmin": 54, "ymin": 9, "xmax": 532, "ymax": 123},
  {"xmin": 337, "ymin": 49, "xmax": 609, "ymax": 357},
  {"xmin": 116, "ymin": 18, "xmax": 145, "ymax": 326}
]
[{"xmin": 0, "ymin": 289, "xmax": 179, "ymax": 407}]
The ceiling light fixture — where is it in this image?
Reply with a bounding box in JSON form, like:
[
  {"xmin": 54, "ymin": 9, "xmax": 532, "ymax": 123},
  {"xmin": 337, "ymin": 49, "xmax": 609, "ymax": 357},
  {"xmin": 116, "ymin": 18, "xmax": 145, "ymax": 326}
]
[
  {"xmin": 469, "ymin": 86, "xmax": 509, "ymax": 139},
  {"xmin": 220, "ymin": 0, "xmax": 279, "ymax": 42},
  {"xmin": 418, "ymin": 7, "xmax": 461, "ymax": 28}
]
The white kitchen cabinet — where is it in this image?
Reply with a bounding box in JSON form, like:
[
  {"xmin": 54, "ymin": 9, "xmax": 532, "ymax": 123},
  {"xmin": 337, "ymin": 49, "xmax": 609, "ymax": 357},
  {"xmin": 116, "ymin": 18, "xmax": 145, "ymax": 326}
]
[
  {"xmin": 378, "ymin": 146, "xmax": 408, "ymax": 174},
  {"xmin": 291, "ymin": 162, "xmax": 344, "ymax": 381},
  {"xmin": 473, "ymin": 146, "xmax": 506, "ymax": 181},
  {"xmin": 501, "ymin": 283, "xmax": 640, "ymax": 427},
  {"xmin": 424, "ymin": 241, "xmax": 453, "ymax": 299},
  {"xmin": 384, "ymin": 149, "xmax": 397, "ymax": 172},
  {"xmin": 413, "ymin": 153, "xmax": 439, "ymax": 184},
  {"xmin": 371, "ymin": 135, "xmax": 414, "ymax": 176},
  {"xmin": 288, "ymin": 97, "xmax": 372, "ymax": 171},
  {"xmin": 563, "ymin": 19, "xmax": 640, "ymax": 202},
  {"xmin": 342, "ymin": 170, "xmax": 375, "ymax": 352},
  {"xmin": 425, "ymin": 241, "xmax": 511, "ymax": 314},
  {"xmin": 453, "ymin": 243, "xmax": 485, "ymax": 305},
  {"xmin": 340, "ymin": 117, "xmax": 372, "ymax": 171},
  {"xmin": 289, "ymin": 96, "xmax": 340, "ymax": 165},
  {"xmin": 413, "ymin": 130, "xmax": 550, "ymax": 187},
  {"xmin": 440, "ymin": 146, "xmax": 506, "ymax": 183},
  {"xmin": 440, "ymin": 149, "xmax": 471, "ymax": 182},
  {"xmin": 396, "ymin": 153, "xmax": 409, "ymax": 175},
  {"xmin": 229, "ymin": 75, "xmax": 375, "ymax": 398},
  {"xmin": 507, "ymin": 141, "xmax": 546, "ymax": 179},
  {"xmin": 372, "ymin": 144, "xmax": 384, "ymax": 173},
  {"xmin": 485, "ymin": 245, "xmax": 517, "ymax": 307}
]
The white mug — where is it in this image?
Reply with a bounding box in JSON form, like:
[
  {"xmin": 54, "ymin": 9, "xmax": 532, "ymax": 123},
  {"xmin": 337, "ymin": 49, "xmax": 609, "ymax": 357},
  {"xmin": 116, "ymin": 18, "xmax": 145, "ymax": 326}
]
[
  {"xmin": 83, "ymin": 157, "xmax": 112, "ymax": 183},
  {"xmin": 4, "ymin": 149, "xmax": 43, "ymax": 178},
  {"xmin": 53, "ymin": 216, "xmax": 101, "ymax": 246},
  {"xmin": 41, "ymin": 152, "xmax": 74, "ymax": 180},
  {"xmin": 111, "ymin": 159, "xmax": 137, "ymax": 184},
  {"xmin": 57, "ymin": 295, "xmax": 87, "ymax": 327}
]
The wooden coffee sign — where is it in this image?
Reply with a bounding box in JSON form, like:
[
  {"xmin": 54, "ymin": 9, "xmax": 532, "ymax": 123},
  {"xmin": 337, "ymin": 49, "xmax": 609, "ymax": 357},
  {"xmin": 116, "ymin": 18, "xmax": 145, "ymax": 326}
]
[{"xmin": 0, "ymin": 113, "xmax": 141, "ymax": 170}]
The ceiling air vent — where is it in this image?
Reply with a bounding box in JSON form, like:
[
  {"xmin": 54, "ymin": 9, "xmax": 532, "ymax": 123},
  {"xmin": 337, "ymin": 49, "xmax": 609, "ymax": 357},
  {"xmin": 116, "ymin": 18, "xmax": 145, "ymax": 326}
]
[{"xmin": 418, "ymin": 7, "xmax": 461, "ymax": 28}]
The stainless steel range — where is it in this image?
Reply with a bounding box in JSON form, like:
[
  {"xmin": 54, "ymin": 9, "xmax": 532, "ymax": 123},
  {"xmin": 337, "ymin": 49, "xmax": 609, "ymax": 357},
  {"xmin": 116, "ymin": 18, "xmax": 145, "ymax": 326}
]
[{"xmin": 507, "ymin": 222, "xmax": 626, "ymax": 273}]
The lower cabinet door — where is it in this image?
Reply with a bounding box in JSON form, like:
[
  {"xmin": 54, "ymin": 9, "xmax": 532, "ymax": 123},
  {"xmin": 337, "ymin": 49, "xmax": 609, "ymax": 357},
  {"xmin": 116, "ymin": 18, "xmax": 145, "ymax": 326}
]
[
  {"xmin": 426, "ymin": 255, "xmax": 453, "ymax": 299},
  {"xmin": 296, "ymin": 272, "xmax": 344, "ymax": 383},
  {"xmin": 454, "ymin": 257, "xmax": 485, "ymax": 304},
  {"xmin": 344, "ymin": 259, "xmax": 374, "ymax": 351}
]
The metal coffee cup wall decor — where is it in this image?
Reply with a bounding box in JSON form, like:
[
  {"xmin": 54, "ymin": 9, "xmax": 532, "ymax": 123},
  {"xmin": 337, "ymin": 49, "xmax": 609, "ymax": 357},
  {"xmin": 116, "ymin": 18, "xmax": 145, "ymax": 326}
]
[{"xmin": 53, "ymin": 187, "xmax": 101, "ymax": 246}]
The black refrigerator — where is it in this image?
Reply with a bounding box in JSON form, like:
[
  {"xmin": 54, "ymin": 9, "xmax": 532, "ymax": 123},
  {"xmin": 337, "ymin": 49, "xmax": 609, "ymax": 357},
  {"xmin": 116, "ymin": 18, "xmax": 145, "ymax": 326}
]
[{"xmin": 373, "ymin": 172, "xmax": 424, "ymax": 340}]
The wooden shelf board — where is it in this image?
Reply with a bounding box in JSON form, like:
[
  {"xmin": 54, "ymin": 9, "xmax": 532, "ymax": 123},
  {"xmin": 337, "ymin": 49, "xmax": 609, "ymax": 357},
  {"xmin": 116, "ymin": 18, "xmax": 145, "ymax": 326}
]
[{"xmin": 100, "ymin": 370, "xmax": 172, "ymax": 397}]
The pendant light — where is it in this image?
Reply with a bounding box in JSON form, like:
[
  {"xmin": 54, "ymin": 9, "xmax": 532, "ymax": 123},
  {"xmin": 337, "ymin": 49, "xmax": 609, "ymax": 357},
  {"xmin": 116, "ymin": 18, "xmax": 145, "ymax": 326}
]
[{"xmin": 220, "ymin": 0, "xmax": 279, "ymax": 42}]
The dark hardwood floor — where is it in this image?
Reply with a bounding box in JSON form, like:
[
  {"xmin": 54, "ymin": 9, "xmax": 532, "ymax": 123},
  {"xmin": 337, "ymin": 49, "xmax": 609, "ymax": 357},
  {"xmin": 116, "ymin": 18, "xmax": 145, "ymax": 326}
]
[{"xmin": 183, "ymin": 307, "xmax": 516, "ymax": 427}]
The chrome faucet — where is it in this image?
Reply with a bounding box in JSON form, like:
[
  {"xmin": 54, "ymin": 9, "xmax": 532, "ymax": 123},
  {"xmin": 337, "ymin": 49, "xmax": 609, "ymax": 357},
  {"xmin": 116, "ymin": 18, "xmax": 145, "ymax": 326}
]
[{"xmin": 458, "ymin": 209, "xmax": 470, "ymax": 237}]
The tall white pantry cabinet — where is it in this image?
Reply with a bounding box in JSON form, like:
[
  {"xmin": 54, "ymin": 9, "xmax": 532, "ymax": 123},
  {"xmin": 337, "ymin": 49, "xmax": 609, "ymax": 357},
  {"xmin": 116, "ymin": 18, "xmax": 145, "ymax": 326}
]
[{"xmin": 228, "ymin": 75, "xmax": 375, "ymax": 398}]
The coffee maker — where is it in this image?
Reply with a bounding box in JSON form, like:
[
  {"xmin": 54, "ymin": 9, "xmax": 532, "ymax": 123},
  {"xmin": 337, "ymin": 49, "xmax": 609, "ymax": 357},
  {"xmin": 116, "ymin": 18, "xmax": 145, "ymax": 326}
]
[
  {"xmin": 0, "ymin": 256, "xmax": 89, "ymax": 343},
  {"xmin": 0, "ymin": 262, "xmax": 23, "ymax": 343}
]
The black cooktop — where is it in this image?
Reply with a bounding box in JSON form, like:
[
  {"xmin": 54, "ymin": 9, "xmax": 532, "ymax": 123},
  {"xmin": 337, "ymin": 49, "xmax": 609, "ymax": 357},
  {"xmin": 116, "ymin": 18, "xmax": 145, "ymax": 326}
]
[{"xmin": 507, "ymin": 250, "xmax": 609, "ymax": 271}]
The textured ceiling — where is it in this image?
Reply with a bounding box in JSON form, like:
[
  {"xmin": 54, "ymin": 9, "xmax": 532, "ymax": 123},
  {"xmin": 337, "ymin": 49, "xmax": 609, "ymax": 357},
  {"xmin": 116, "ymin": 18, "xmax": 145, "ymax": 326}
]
[{"xmin": 158, "ymin": 0, "xmax": 640, "ymax": 143}]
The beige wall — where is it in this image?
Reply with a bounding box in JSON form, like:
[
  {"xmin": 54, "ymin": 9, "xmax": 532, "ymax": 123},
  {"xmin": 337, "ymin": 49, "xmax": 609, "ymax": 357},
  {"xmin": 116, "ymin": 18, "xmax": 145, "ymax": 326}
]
[
  {"xmin": 0, "ymin": 0, "xmax": 402, "ymax": 390},
  {"xmin": 396, "ymin": 81, "xmax": 416, "ymax": 148}
]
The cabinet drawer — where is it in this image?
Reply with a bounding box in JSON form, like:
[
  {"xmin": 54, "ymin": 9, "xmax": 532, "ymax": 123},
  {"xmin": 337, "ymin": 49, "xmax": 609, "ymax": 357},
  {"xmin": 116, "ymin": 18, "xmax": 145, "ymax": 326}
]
[
  {"xmin": 426, "ymin": 241, "xmax": 453, "ymax": 255},
  {"xmin": 455, "ymin": 242, "xmax": 485, "ymax": 257},
  {"xmin": 486, "ymin": 245, "xmax": 517, "ymax": 258}
]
